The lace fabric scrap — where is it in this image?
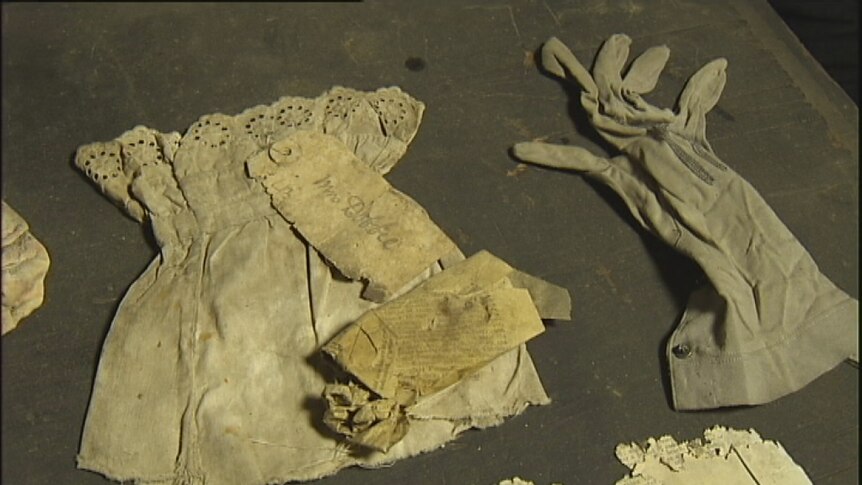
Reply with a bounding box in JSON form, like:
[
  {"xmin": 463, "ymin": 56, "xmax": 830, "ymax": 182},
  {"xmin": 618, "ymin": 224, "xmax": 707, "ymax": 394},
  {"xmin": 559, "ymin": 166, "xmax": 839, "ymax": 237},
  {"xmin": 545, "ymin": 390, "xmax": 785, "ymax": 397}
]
[
  {"xmin": 615, "ymin": 426, "xmax": 812, "ymax": 484},
  {"xmin": 2, "ymin": 201, "xmax": 50, "ymax": 335}
]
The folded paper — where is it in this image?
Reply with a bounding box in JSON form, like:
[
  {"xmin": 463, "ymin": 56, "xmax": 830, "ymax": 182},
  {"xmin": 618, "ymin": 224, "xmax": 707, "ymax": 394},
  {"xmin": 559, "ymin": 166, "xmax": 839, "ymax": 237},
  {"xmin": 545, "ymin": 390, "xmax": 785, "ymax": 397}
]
[
  {"xmin": 322, "ymin": 251, "xmax": 571, "ymax": 451},
  {"xmin": 247, "ymin": 130, "xmax": 459, "ymax": 302}
]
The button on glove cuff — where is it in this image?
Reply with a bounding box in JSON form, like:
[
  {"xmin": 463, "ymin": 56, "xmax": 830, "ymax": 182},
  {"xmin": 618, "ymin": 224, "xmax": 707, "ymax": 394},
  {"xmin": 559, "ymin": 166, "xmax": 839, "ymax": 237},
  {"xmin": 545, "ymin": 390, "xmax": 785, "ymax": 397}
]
[{"xmin": 670, "ymin": 286, "xmax": 858, "ymax": 410}]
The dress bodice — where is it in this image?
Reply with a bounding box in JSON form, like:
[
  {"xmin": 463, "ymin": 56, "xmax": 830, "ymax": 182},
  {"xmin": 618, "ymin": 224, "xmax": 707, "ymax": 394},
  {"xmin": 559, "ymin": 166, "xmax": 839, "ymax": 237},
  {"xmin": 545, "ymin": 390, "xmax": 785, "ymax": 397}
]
[{"xmin": 74, "ymin": 87, "xmax": 426, "ymax": 244}]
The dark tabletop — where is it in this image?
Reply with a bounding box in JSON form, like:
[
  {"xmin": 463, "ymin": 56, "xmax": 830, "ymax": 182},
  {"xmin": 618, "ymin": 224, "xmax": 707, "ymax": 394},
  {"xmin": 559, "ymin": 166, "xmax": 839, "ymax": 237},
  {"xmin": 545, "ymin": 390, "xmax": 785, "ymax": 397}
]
[{"xmin": 2, "ymin": 1, "xmax": 858, "ymax": 484}]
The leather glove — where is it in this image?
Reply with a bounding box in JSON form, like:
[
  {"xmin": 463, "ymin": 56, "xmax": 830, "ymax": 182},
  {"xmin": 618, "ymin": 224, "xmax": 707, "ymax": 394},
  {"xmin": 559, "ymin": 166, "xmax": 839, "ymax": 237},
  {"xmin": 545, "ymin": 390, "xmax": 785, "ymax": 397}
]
[{"xmin": 513, "ymin": 35, "xmax": 858, "ymax": 410}]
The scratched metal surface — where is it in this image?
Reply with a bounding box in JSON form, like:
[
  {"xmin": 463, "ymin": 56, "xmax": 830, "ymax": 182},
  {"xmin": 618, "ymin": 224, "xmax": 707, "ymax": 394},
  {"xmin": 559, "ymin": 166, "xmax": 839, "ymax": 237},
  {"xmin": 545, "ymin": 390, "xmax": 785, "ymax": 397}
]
[{"xmin": 1, "ymin": 1, "xmax": 857, "ymax": 484}]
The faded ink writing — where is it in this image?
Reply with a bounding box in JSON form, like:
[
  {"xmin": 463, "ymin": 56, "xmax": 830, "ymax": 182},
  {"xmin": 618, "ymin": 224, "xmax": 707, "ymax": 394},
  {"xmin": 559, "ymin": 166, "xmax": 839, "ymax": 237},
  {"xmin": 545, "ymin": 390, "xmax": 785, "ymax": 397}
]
[{"xmin": 313, "ymin": 176, "xmax": 401, "ymax": 249}]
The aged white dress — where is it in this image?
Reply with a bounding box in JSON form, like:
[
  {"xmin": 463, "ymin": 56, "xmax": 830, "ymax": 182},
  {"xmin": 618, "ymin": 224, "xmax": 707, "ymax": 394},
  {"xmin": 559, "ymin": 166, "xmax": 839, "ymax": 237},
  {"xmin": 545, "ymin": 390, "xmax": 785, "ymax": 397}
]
[{"xmin": 75, "ymin": 87, "xmax": 550, "ymax": 484}]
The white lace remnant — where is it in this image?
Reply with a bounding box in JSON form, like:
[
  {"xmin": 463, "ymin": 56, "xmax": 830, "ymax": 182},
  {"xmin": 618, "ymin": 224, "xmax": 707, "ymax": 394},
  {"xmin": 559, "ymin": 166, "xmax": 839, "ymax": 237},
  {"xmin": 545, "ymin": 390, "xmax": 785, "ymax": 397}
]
[
  {"xmin": 2, "ymin": 201, "xmax": 50, "ymax": 335},
  {"xmin": 498, "ymin": 478, "xmax": 536, "ymax": 485},
  {"xmin": 615, "ymin": 426, "xmax": 812, "ymax": 485},
  {"xmin": 497, "ymin": 477, "xmax": 564, "ymax": 485}
]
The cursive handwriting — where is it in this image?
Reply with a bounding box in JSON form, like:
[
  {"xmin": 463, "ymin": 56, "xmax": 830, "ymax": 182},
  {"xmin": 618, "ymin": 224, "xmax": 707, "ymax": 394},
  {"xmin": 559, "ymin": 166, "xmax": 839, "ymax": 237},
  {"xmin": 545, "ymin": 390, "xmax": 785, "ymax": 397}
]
[{"xmin": 313, "ymin": 176, "xmax": 401, "ymax": 250}]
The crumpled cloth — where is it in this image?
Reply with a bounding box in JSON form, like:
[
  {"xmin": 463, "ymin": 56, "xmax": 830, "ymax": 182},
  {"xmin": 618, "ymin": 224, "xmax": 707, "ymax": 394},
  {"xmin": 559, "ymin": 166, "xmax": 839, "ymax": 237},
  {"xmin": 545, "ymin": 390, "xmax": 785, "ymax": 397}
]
[
  {"xmin": 75, "ymin": 86, "xmax": 550, "ymax": 484},
  {"xmin": 319, "ymin": 249, "xmax": 570, "ymax": 452},
  {"xmin": 2, "ymin": 201, "xmax": 50, "ymax": 335},
  {"xmin": 513, "ymin": 35, "xmax": 858, "ymax": 410}
]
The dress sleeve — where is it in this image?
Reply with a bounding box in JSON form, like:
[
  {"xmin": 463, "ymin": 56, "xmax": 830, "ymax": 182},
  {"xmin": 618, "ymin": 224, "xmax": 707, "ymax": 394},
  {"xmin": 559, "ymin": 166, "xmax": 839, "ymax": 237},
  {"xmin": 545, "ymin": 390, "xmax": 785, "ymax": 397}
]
[
  {"xmin": 317, "ymin": 86, "xmax": 425, "ymax": 175},
  {"xmin": 237, "ymin": 96, "xmax": 323, "ymax": 151},
  {"xmin": 236, "ymin": 87, "xmax": 424, "ymax": 175},
  {"xmin": 75, "ymin": 126, "xmax": 181, "ymax": 222}
]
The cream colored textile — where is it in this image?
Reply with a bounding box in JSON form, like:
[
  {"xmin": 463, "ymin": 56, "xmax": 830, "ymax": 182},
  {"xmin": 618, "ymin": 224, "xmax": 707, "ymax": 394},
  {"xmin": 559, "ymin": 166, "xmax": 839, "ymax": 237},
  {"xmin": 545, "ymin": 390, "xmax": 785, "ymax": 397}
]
[
  {"xmin": 2, "ymin": 201, "xmax": 50, "ymax": 335},
  {"xmin": 615, "ymin": 426, "xmax": 812, "ymax": 484},
  {"xmin": 75, "ymin": 87, "xmax": 549, "ymax": 484},
  {"xmin": 513, "ymin": 35, "xmax": 858, "ymax": 410}
]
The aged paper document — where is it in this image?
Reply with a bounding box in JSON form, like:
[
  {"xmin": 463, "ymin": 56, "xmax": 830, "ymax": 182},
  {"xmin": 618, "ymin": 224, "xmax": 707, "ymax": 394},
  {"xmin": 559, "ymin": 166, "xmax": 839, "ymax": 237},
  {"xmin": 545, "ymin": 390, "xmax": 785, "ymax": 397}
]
[
  {"xmin": 322, "ymin": 251, "xmax": 571, "ymax": 450},
  {"xmin": 247, "ymin": 130, "xmax": 459, "ymax": 302}
]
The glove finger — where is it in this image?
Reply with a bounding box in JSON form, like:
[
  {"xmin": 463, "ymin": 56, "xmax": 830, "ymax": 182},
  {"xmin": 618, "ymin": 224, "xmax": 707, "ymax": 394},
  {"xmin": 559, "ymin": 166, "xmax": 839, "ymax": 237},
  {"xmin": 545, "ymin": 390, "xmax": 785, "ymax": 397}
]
[
  {"xmin": 592, "ymin": 34, "xmax": 631, "ymax": 97},
  {"xmin": 512, "ymin": 142, "xmax": 653, "ymax": 211},
  {"xmin": 675, "ymin": 58, "xmax": 728, "ymax": 141},
  {"xmin": 679, "ymin": 58, "xmax": 727, "ymax": 113},
  {"xmin": 622, "ymin": 45, "xmax": 670, "ymax": 94},
  {"xmin": 512, "ymin": 142, "xmax": 612, "ymax": 173},
  {"xmin": 594, "ymin": 34, "xmax": 659, "ymax": 126},
  {"xmin": 513, "ymin": 141, "xmax": 681, "ymax": 244},
  {"xmin": 541, "ymin": 37, "xmax": 598, "ymax": 96},
  {"xmin": 619, "ymin": 45, "xmax": 676, "ymax": 125}
]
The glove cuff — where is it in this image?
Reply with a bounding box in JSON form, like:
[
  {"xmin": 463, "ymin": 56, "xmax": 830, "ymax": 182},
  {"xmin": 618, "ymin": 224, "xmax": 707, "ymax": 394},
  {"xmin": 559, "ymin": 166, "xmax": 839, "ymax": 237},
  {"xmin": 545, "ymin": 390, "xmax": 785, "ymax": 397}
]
[{"xmin": 668, "ymin": 286, "xmax": 858, "ymax": 410}]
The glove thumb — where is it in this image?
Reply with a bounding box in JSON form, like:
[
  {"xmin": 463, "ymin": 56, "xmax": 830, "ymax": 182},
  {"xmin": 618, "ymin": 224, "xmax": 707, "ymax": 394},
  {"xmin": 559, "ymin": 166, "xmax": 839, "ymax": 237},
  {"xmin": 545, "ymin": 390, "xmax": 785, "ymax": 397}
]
[{"xmin": 512, "ymin": 142, "xmax": 610, "ymax": 173}]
